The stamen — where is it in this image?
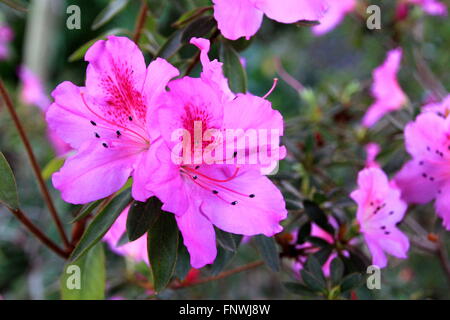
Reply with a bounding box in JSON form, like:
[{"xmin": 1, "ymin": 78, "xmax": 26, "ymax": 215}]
[
  {"xmin": 183, "ymin": 166, "xmax": 240, "ymax": 183},
  {"xmin": 90, "ymin": 120, "xmax": 97, "ymax": 126},
  {"xmin": 95, "ymin": 133, "xmax": 100, "ymax": 138},
  {"xmin": 102, "ymin": 143, "xmax": 108, "ymax": 148},
  {"xmin": 262, "ymin": 78, "xmax": 279, "ymax": 99}
]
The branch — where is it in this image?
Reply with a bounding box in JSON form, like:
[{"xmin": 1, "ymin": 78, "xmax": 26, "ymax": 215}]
[
  {"xmin": 133, "ymin": 0, "xmax": 148, "ymax": 44},
  {"xmin": 0, "ymin": 79, "xmax": 70, "ymax": 249},
  {"xmin": 8, "ymin": 208, "xmax": 69, "ymax": 259}
]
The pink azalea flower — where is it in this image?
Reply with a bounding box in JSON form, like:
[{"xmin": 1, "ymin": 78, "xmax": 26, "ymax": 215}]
[
  {"xmin": 313, "ymin": 0, "xmax": 357, "ymax": 36},
  {"xmin": 212, "ymin": 0, "xmax": 328, "ymax": 40},
  {"xmin": 18, "ymin": 66, "xmax": 51, "ymax": 111},
  {"xmin": 395, "ymin": 112, "xmax": 450, "ymax": 230},
  {"xmin": 365, "ymin": 143, "xmax": 381, "ymax": 168},
  {"xmin": 362, "ymin": 48, "xmax": 407, "ymax": 128},
  {"xmin": 406, "ymin": 0, "xmax": 448, "ymax": 16},
  {"xmin": 422, "ymin": 94, "xmax": 450, "ymax": 117},
  {"xmin": 138, "ymin": 38, "xmax": 287, "ymax": 268},
  {"xmin": 351, "ymin": 168, "xmax": 409, "ymax": 268},
  {"xmin": 0, "ymin": 24, "xmax": 13, "ymax": 60},
  {"xmin": 46, "ymin": 36, "xmax": 179, "ymax": 204},
  {"xmin": 103, "ymin": 206, "xmax": 148, "ymax": 263}
]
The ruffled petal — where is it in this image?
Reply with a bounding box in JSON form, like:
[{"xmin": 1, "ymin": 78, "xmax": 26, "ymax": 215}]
[
  {"xmin": 213, "ymin": 0, "xmax": 264, "ymax": 40},
  {"xmin": 253, "ymin": 0, "xmax": 328, "ymax": 23}
]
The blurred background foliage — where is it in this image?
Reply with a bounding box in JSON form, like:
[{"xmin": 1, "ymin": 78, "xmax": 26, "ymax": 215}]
[{"xmin": 0, "ymin": 0, "xmax": 449, "ymax": 299}]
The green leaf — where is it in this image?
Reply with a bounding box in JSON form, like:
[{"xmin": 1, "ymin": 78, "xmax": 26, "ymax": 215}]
[
  {"xmin": 296, "ymin": 20, "xmax": 321, "ymax": 27},
  {"xmin": 126, "ymin": 197, "xmax": 162, "ymax": 241},
  {"xmin": 172, "ymin": 6, "xmax": 212, "ymax": 28},
  {"xmin": 61, "ymin": 243, "xmax": 105, "ymax": 300},
  {"xmin": 147, "ymin": 213, "xmax": 179, "ymax": 292},
  {"xmin": 68, "ymin": 28, "xmax": 128, "ymax": 62},
  {"xmin": 284, "ymin": 282, "xmax": 314, "ymax": 296},
  {"xmin": 219, "ymin": 41, "xmax": 248, "ymax": 93},
  {"xmin": 70, "ymin": 200, "xmax": 102, "ymax": 224},
  {"xmin": 312, "ymin": 246, "xmax": 333, "ymax": 265},
  {"xmin": 181, "ymin": 16, "xmax": 216, "ymax": 43},
  {"xmin": 69, "ymin": 190, "xmax": 131, "ymax": 262},
  {"xmin": 156, "ymin": 29, "xmax": 184, "ymax": 59},
  {"xmin": 340, "ymin": 273, "xmax": 363, "ymax": 293},
  {"xmin": 175, "ymin": 237, "xmax": 191, "ymax": 281},
  {"xmin": 303, "ymin": 200, "xmax": 335, "ymax": 235},
  {"xmin": 296, "ymin": 222, "xmax": 311, "ymax": 244},
  {"xmin": 0, "ymin": 152, "xmax": 19, "ymax": 210},
  {"xmin": 209, "ymin": 246, "xmax": 235, "ymax": 276},
  {"xmin": 330, "ymin": 257, "xmax": 344, "ymax": 286},
  {"xmin": 300, "ymin": 269, "xmax": 326, "ymax": 292},
  {"xmin": 0, "ymin": 0, "xmax": 27, "ymax": 12},
  {"xmin": 254, "ymin": 235, "xmax": 280, "ymax": 272},
  {"xmin": 41, "ymin": 157, "xmax": 65, "ymax": 180},
  {"xmin": 305, "ymin": 255, "xmax": 325, "ymax": 284},
  {"xmin": 92, "ymin": 0, "xmax": 130, "ymax": 30},
  {"xmin": 215, "ymin": 228, "xmax": 238, "ymax": 252}
]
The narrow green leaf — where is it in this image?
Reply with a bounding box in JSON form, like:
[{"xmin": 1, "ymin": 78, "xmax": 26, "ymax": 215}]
[
  {"xmin": 156, "ymin": 29, "xmax": 184, "ymax": 59},
  {"xmin": 92, "ymin": 0, "xmax": 130, "ymax": 30},
  {"xmin": 0, "ymin": 152, "xmax": 19, "ymax": 209},
  {"xmin": 69, "ymin": 190, "xmax": 131, "ymax": 262},
  {"xmin": 175, "ymin": 237, "xmax": 191, "ymax": 281},
  {"xmin": 41, "ymin": 157, "xmax": 65, "ymax": 180},
  {"xmin": 301, "ymin": 269, "xmax": 326, "ymax": 292},
  {"xmin": 172, "ymin": 6, "xmax": 211, "ymax": 28},
  {"xmin": 296, "ymin": 20, "xmax": 321, "ymax": 27},
  {"xmin": 126, "ymin": 197, "xmax": 162, "ymax": 241},
  {"xmin": 209, "ymin": 246, "xmax": 235, "ymax": 276},
  {"xmin": 181, "ymin": 16, "xmax": 216, "ymax": 43},
  {"xmin": 303, "ymin": 200, "xmax": 335, "ymax": 235},
  {"xmin": 254, "ymin": 235, "xmax": 280, "ymax": 272},
  {"xmin": 219, "ymin": 41, "xmax": 248, "ymax": 93},
  {"xmin": 340, "ymin": 273, "xmax": 363, "ymax": 293},
  {"xmin": 147, "ymin": 213, "xmax": 179, "ymax": 292},
  {"xmin": 306, "ymin": 255, "xmax": 325, "ymax": 284},
  {"xmin": 70, "ymin": 200, "xmax": 102, "ymax": 224},
  {"xmin": 215, "ymin": 228, "xmax": 238, "ymax": 252},
  {"xmin": 68, "ymin": 28, "xmax": 128, "ymax": 62},
  {"xmin": 61, "ymin": 243, "xmax": 105, "ymax": 300},
  {"xmin": 330, "ymin": 257, "xmax": 344, "ymax": 286},
  {"xmin": 312, "ymin": 246, "xmax": 333, "ymax": 265},
  {"xmin": 296, "ymin": 222, "xmax": 311, "ymax": 244},
  {"xmin": 284, "ymin": 282, "xmax": 314, "ymax": 296}
]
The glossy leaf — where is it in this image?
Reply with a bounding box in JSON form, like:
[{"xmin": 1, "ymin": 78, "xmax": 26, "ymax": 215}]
[
  {"xmin": 0, "ymin": 152, "xmax": 19, "ymax": 210},
  {"xmin": 305, "ymin": 255, "xmax": 325, "ymax": 284},
  {"xmin": 181, "ymin": 16, "xmax": 216, "ymax": 43},
  {"xmin": 61, "ymin": 243, "xmax": 105, "ymax": 300},
  {"xmin": 340, "ymin": 273, "xmax": 363, "ymax": 293},
  {"xmin": 69, "ymin": 190, "xmax": 131, "ymax": 262},
  {"xmin": 126, "ymin": 197, "xmax": 162, "ymax": 241},
  {"xmin": 210, "ymin": 246, "xmax": 235, "ymax": 276},
  {"xmin": 330, "ymin": 257, "xmax": 344, "ymax": 286},
  {"xmin": 92, "ymin": 0, "xmax": 130, "ymax": 30},
  {"xmin": 284, "ymin": 282, "xmax": 314, "ymax": 296},
  {"xmin": 70, "ymin": 199, "xmax": 103, "ymax": 224},
  {"xmin": 215, "ymin": 228, "xmax": 238, "ymax": 252},
  {"xmin": 147, "ymin": 213, "xmax": 179, "ymax": 292},
  {"xmin": 300, "ymin": 269, "xmax": 326, "ymax": 292},
  {"xmin": 254, "ymin": 235, "xmax": 280, "ymax": 272},
  {"xmin": 303, "ymin": 200, "xmax": 334, "ymax": 235},
  {"xmin": 219, "ymin": 41, "xmax": 248, "ymax": 93},
  {"xmin": 296, "ymin": 222, "xmax": 311, "ymax": 244},
  {"xmin": 175, "ymin": 237, "xmax": 191, "ymax": 281}
]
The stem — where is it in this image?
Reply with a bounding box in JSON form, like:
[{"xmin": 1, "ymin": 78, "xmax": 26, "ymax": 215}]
[
  {"xmin": 171, "ymin": 260, "xmax": 264, "ymax": 289},
  {"xmin": 0, "ymin": 79, "xmax": 70, "ymax": 249},
  {"xmin": 133, "ymin": 0, "xmax": 148, "ymax": 44},
  {"xmin": 8, "ymin": 208, "xmax": 69, "ymax": 259}
]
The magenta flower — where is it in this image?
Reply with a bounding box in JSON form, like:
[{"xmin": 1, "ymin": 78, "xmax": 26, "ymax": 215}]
[
  {"xmin": 407, "ymin": 0, "xmax": 448, "ymax": 16},
  {"xmin": 395, "ymin": 112, "xmax": 450, "ymax": 230},
  {"xmin": 362, "ymin": 48, "xmax": 407, "ymax": 128},
  {"xmin": 313, "ymin": 0, "xmax": 357, "ymax": 36},
  {"xmin": 46, "ymin": 36, "xmax": 179, "ymax": 204},
  {"xmin": 138, "ymin": 38, "xmax": 287, "ymax": 268},
  {"xmin": 213, "ymin": 0, "xmax": 328, "ymax": 40},
  {"xmin": 18, "ymin": 66, "xmax": 51, "ymax": 112},
  {"xmin": 0, "ymin": 24, "xmax": 13, "ymax": 60},
  {"xmin": 365, "ymin": 143, "xmax": 381, "ymax": 169},
  {"xmin": 351, "ymin": 168, "xmax": 409, "ymax": 268},
  {"xmin": 422, "ymin": 94, "xmax": 450, "ymax": 117},
  {"xmin": 103, "ymin": 206, "xmax": 148, "ymax": 263}
]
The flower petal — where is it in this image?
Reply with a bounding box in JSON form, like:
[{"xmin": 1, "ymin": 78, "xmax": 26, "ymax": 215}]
[
  {"xmin": 435, "ymin": 182, "xmax": 450, "ymax": 230},
  {"xmin": 253, "ymin": 0, "xmax": 328, "ymax": 23}
]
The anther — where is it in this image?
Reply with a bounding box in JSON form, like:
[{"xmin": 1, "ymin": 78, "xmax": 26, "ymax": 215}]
[
  {"xmin": 249, "ymin": 194, "xmax": 255, "ymax": 198},
  {"xmin": 102, "ymin": 143, "xmax": 108, "ymax": 148},
  {"xmin": 90, "ymin": 120, "xmax": 97, "ymax": 126},
  {"xmin": 116, "ymin": 130, "xmax": 121, "ymax": 137},
  {"xmin": 193, "ymin": 175, "xmax": 198, "ymax": 180},
  {"xmin": 95, "ymin": 132, "xmax": 100, "ymax": 138},
  {"xmin": 231, "ymin": 201, "xmax": 238, "ymax": 205},
  {"xmin": 128, "ymin": 116, "xmax": 133, "ymax": 121},
  {"xmin": 212, "ymin": 190, "xmax": 219, "ymax": 194}
]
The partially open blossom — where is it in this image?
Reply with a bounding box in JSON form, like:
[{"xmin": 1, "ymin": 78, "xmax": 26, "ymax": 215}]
[
  {"xmin": 395, "ymin": 112, "xmax": 450, "ymax": 230},
  {"xmin": 422, "ymin": 94, "xmax": 450, "ymax": 117},
  {"xmin": 362, "ymin": 48, "xmax": 407, "ymax": 128},
  {"xmin": 103, "ymin": 206, "xmax": 148, "ymax": 263},
  {"xmin": 313, "ymin": 0, "xmax": 357, "ymax": 36},
  {"xmin": 213, "ymin": 0, "xmax": 328, "ymax": 40},
  {"xmin": 138, "ymin": 38, "xmax": 287, "ymax": 268},
  {"xmin": 406, "ymin": 0, "xmax": 448, "ymax": 16},
  {"xmin": 365, "ymin": 143, "xmax": 381, "ymax": 168},
  {"xmin": 351, "ymin": 168, "xmax": 409, "ymax": 268},
  {"xmin": 0, "ymin": 24, "xmax": 13, "ymax": 60},
  {"xmin": 46, "ymin": 36, "xmax": 179, "ymax": 204}
]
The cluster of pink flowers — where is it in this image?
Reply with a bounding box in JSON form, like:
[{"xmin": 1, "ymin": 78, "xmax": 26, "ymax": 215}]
[{"xmin": 47, "ymin": 36, "xmax": 287, "ymax": 268}]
